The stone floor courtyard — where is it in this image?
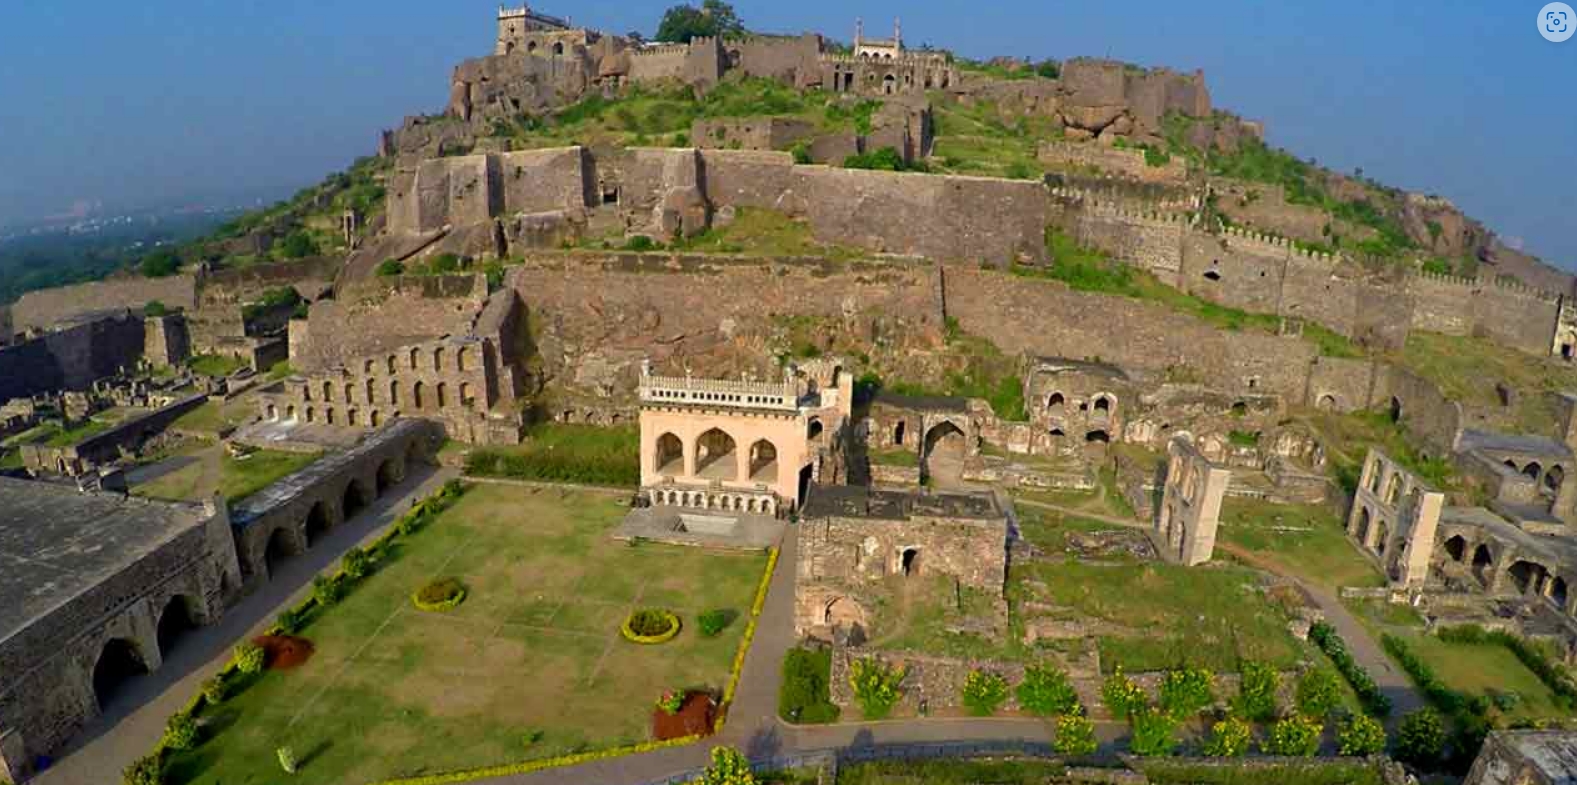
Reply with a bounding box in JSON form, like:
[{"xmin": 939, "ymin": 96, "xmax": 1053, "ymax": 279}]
[{"xmin": 162, "ymin": 482, "xmax": 771, "ymax": 784}]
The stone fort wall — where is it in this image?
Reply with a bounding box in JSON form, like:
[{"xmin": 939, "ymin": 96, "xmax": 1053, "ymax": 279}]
[
  {"xmin": 0, "ymin": 312, "xmax": 146, "ymax": 401},
  {"xmin": 11, "ymin": 275, "xmax": 197, "ymax": 333},
  {"xmin": 290, "ymin": 274, "xmax": 488, "ymax": 374}
]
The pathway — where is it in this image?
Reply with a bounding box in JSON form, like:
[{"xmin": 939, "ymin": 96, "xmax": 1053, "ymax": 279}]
[{"xmin": 34, "ymin": 466, "xmax": 457, "ymax": 785}]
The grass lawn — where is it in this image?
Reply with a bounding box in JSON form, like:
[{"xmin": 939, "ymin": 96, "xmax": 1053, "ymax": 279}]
[
  {"xmin": 172, "ymin": 398, "xmax": 257, "ymax": 436},
  {"xmin": 867, "ymin": 448, "xmax": 919, "ymax": 468},
  {"xmin": 132, "ymin": 447, "xmax": 322, "ymax": 505},
  {"xmin": 463, "ymin": 423, "xmax": 639, "ymax": 486},
  {"xmin": 668, "ymin": 207, "xmax": 865, "ymax": 259},
  {"xmin": 20, "ymin": 417, "xmax": 116, "ymax": 447},
  {"xmin": 1387, "ymin": 632, "xmax": 1574, "ymax": 723},
  {"xmin": 1392, "ymin": 331, "xmax": 1577, "ymax": 435},
  {"xmin": 164, "ymin": 484, "xmax": 768, "ymax": 785},
  {"xmin": 1215, "ymin": 498, "xmax": 1384, "ymax": 591},
  {"xmin": 1011, "ymin": 511, "xmax": 1302, "ymax": 672},
  {"xmin": 189, "ymin": 353, "xmax": 249, "ymax": 378}
]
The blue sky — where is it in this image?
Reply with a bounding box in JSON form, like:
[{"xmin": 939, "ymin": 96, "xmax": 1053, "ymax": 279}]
[{"xmin": 0, "ymin": 1, "xmax": 1571, "ymax": 266}]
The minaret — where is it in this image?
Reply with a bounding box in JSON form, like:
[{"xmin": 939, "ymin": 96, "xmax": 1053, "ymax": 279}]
[
  {"xmin": 894, "ymin": 18, "xmax": 902, "ymax": 52},
  {"xmin": 854, "ymin": 18, "xmax": 863, "ymax": 51}
]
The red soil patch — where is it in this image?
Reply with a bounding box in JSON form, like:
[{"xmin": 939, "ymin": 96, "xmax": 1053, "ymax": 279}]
[
  {"xmin": 254, "ymin": 634, "xmax": 315, "ymax": 670},
  {"xmin": 652, "ymin": 692, "xmax": 716, "ymax": 741}
]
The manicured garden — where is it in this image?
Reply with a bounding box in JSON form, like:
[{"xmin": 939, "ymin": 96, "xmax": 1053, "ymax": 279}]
[{"xmin": 159, "ymin": 483, "xmax": 769, "ymax": 784}]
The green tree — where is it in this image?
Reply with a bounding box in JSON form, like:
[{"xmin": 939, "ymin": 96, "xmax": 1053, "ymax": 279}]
[
  {"xmin": 1233, "ymin": 660, "xmax": 1280, "ymax": 721},
  {"xmin": 1338, "ymin": 713, "xmax": 1388, "ymax": 757},
  {"xmin": 1055, "ymin": 713, "xmax": 1098, "ymax": 757},
  {"xmin": 1102, "ymin": 667, "xmax": 1148, "ymax": 720},
  {"xmin": 140, "ymin": 249, "xmax": 181, "ymax": 278},
  {"xmin": 655, "ymin": 0, "xmax": 744, "ymax": 43},
  {"xmin": 1017, "ymin": 664, "xmax": 1081, "ymax": 717},
  {"xmin": 1265, "ymin": 716, "xmax": 1323, "ymax": 757},
  {"xmin": 849, "ymin": 658, "xmax": 906, "ymax": 719},
  {"xmin": 1129, "ymin": 707, "xmax": 1179, "ymax": 757},
  {"xmin": 278, "ymin": 230, "xmax": 319, "ymax": 259},
  {"xmin": 143, "ymin": 300, "xmax": 168, "ymax": 317},
  {"xmin": 1158, "ymin": 667, "xmax": 1215, "ymax": 718},
  {"xmin": 961, "ymin": 670, "xmax": 1010, "ymax": 716},
  {"xmin": 1295, "ymin": 668, "xmax": 1342, "ymax": 718},
  {"xmin": 700, "ymin": 745, "xmax": 755, "ymax": 785},
  {"xmin": 375, "ymin": 258, "xmax": 405, "ymax": 276},
  {"xmin": 123, "ymin": 754, "xmax": 164, "ymax": 785},
  {"xmin": 1202, "ymin": 717, "xmax": 1251, "ymax": 757},
  {"xmin": 1395, "ymin": 709, "xmax": 1446, "ymax": 768}
]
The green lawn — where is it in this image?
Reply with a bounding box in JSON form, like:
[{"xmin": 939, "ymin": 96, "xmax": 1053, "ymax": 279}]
[
  {"xmin": 1011, "ymin": 511, "xmax": 1302, "ymax": 672},
  {"xmin": 132, "ymin": 447, "xmax": 321, "ymax": 505},
  {"xmin": 189, "ymin": 353, "xmax": 249, "ymax": 378},
  {"xmin": 1393, "ymin": 331, "xmax": 1577, "ymax": 435},
  {"xmin": 19, "ymin": 417, "xmax": 116, "ymax": 447},
  {"xmin": 463, "ymin": 424, "xmax": 639, "ymax": 486},
  {"xmin": 867, "ymin": 448, "xmax": 919, "ymax": 468},
  {"xmin": 171, "ymin": 398, "xmax": 256, "ymax": 436},
  {"xmin": 1388, "ymin": 632, "xmax": 1574, "ymax": 723},
  {"xmin": 163, "ymin": 484, "xmax": 768, "ymax": 785},
  {"xmin": 1215, "ymin": 498, "xmax": 1384, "ymax": 591}
]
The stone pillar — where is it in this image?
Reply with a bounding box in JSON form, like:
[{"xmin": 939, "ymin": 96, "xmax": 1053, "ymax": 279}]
[
  {"xmin": 735, "ymin": 447, "xmax": 750, "ymax": 484},
  {"xmin": 683, "ymin": 437, "xmax": 697, "ymax": 479}
]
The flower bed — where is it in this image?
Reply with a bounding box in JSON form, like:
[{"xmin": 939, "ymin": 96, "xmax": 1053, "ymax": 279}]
[
  {"xmin": 652, "ymin": 691, "xmax": 716, "ymax": 741},
  {"xmin": 621, "ymin": 609, "xmax": 681, "ymax": 643},
  {"xmin": 412, "ymin": 577, "xmax": 467, "ymax": 612}
]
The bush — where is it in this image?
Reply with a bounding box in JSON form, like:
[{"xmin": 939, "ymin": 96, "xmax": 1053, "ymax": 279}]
[
  {"xmin": 1265, "ymin": 715, "xmax": 1323, "ymax": 757},
  {"xmin": 277, "ymin": 745, "xmax": 298, "ymax": 774},
  {"xmin": 341, "ymin": 545, "xmax": 372, "ymax": 580},
  {"xmin": 656, "ymin": 690, "xmax": 685, "ymax": 715},
  {"xmin": 1129, "ymin": 707, "xmax": 1179, "ymax": 756},
  {"xmin": 1233, "ymin": 660, "xmax": 1280, "ymax": 721},
  {"xmin": 1395, "ymin": 709, "xmax": 1446, "ymax": 768},
  {"xmin": 312, "ymin": 573, "xmax": 345, "ymax": 607},
  {"xmin": 779, "ymin": 647, "xmax": 840, "ymax": 723},
  {"xmin": 698, "ymin": 609, "xmax": 730, "ymax": 637},
  {"xmin": 1158, "ymin": 667, "xmax": 1215, "ymax": 718},
  {"xmin": 961, "ymin": 670, "xmax": 1010, "ymax": 716},
  {"xmin": 232, "ymin": 642, "xmax": 266, "ymax": 675},
  {"xmin": 1201, "ymin": 717, "xmax": 1251, "ymax": 758},
  {"xmin": 140, "ymin": 249, "xmax": 181, "ymax": 278},
  {"xmin": 275, "ymin": 606, "xmax": 304, "ymax": 634},
  {"xmin": 1311, "ymin": 621, "xmax": 1392, "ymax": 716},
  {"xmin": 700, "ymin": 745, "xmax": 755, "ymax": 785},
  {"xmin": 1102, "ymin": 667, "xmax": 1148, "ymax": 720},
  {"xmin": 849, "ymin": 658, "xmax": 906, "ymax": 720},
  {"xmin": 201, "ymin": 674, "xmax": 228, "ymax": 705},
  {"xmin": 1295, "ymin": 668, "xmax": 1342, "ymax": 718},
  {"xmin": 628, "ymin": 609, "xmax": 676, "ymax": 636},
  {"xmin": 160, "ymin": 712, "xmax": 198, "ymax": 751},
  {"xmin": 278, "ymin": 231, "xmax": 319, "ymax": 259},
  {"xmin": 1338, "ymin": 713, "xmax": 1388, "ymax": 756},
  {"xmin": 123, "ymin": 754, "xmax": 165, "ymax": 785},
  {"xmin": 624, "ymin": 235, "xmax": 660, "ymax": 252},
  {"xmin": 843, "ymin": 146, "xmax": 913, "ymax": 172},
  {"xmin": 412, "ymin": 577, "xmax": 467, "ymax": 612},
  {"xmin": 1055, "ymin": 713, "xmax": 1098, "ymax": 757},
  {"xmin": 144, "ymin": 300, "xmax": 168, "ymax": 317},
  {"xmin": 1017, "ymin": 664, "xmax": 1081, "ymax": 717},
  {"xmin": 1382, "ymin": 634, "xmax": 1464, "ymax": 714},
  {"xmin": 375, "ymin": 259, "xmax": 405, "ymax": 276}
]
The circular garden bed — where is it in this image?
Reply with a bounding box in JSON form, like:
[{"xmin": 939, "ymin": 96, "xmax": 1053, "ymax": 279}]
[
  {"xmin": 621, "ymin": 608, "xmax": 680, "ymax": 644},
  {"xmin": 411, "ymin": 577, "xmax": 466, "ymax": 612}
]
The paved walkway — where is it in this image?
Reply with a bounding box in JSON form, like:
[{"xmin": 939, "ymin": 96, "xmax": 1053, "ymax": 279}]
[{"xmin": 35, "ymin": 466, "xmax": 457, "ymax": 785}]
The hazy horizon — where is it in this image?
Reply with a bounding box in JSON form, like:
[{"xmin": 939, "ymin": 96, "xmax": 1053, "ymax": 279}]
[{"xmin": 0, "ymin": 1, "xmax": 1571, "ymax": 267}]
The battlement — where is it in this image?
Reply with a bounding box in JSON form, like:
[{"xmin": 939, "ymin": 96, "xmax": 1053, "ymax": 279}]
[
  {"xmin": 1407, "ymin": 269, "xmax": 1562, "ymax": 302},
  {"xmin": 497, "ymin": 4, "xmax": 570, "ymax": 28},
  {"xmin": 1050, "ymin": 186, "xmax": 1196, "ymax": 224},
  {"xmin": 818, "ymin": 51, "xmax": 949, "ymax": 67},
  {"xmin": 640, "ymin": 372, "xmax": 799, "ymax": 412},
  {"xmin": 632, "ymin": 42, "xmax": 695, "ymax": 58},
  {"xmin": 1220, "ymin": 225, "xmax": 1337, "ymax": 263}
]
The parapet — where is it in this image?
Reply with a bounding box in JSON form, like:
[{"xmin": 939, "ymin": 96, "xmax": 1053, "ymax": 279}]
[
  {"xmin": 1220, "ymin": 225, "xmax": 1337, "ymax": 263},
  {"xmin": 639, "ymin": 372, "xmax": 799, "ymax": 412}
]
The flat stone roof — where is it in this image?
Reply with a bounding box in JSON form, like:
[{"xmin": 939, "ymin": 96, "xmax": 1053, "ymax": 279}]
[
  {"xmin": 0, "ymin": 477, "xmax": 208, "ymax": 644},
  {"xmin": 803, "ymin": 484, "xmax": 1002, "ymax": 522},
  {"xmin": 229, "ymin": 418, "xmax": 425, "ymax": 529},
  {"xmin": 1460, "ymin": 429, "xmax": 1574, "ymax": 460}
]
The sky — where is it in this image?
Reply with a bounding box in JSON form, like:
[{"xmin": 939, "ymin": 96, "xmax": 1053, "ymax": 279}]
[{"xmin": 0, "ymin": 1, "xmax": 1572, "ymax": 266}]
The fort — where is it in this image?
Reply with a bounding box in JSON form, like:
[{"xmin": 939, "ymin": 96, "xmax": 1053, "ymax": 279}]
[{"xmin": 9, "ymin": 4, "xmax": 1577, "ymax": 782}]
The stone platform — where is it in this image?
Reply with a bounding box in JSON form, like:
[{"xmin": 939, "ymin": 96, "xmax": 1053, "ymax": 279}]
[{"xmin": 614, "ymin": 506, "xmax": 785, "ymax": 550}]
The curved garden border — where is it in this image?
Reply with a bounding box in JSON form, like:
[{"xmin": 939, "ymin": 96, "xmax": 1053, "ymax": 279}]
[
  {"xmin": 411, "ymin": 580, "xmax": 467, "ymax": 613},
  {"xmin": 622, "ymin": 609, "xmax": 681, "ymax": 644}
]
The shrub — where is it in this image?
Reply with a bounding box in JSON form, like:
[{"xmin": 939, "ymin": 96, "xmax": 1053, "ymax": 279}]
[
  {"xmin": 341, "ymin": 545, "xmax": 372, "ymax": 580},
  {"xmin": 1311, "ymin": 621, "xmax": 1392, "ymax": 716},
  {"xmin": 232, "ymin": 642, "xmax": 266, "ymax": 674},
  {"xmin": 624, "ymin": 235, "xmax": 660, "ymax": 252},
  {"xmin": 1382, "ymin": 634, "xmax": 1464, "ymax": 714},
  {"xmin": 1202, "ymin": 717, "xmax": 1251, "ymax": 758},
  {"xmin": 160, "ymin": 712, "xmax": 198, "ymax": 751},
  {"xmin": 1233, "ymin": 660, "xmax": 1280, "ymax": 721},
  {"xmin": 1055, "ymin": 713, "xmax": 1098, "ymax": 757},
  {"xmin": 627, "ymin": 609, "xmax": 677, "ymax": 635},
  {"xmin": 140, "ymin": 249, "xmax": 181, "ymax": 278},
  {"xmin": 278, "ymin": 231, "xmax": 319, "ymax": 259},
  {"xmin": 843, "ymin": 146, "xmax": 910, "ymax": 172},
  {"xmin": 201, "ymin": 674, "xmax": 228, "ymax": 704},
  {"xmin": 1338, "ymin": 713, "xmax": 1388, "ymax": 756},
  {"xmin": 312, "ymin": 573, "xmax": 344, "ymax": 607},
  {"xmin": 412, "ymin": 577, "xmax": 467, "ymax": 612},
  {"xmin": 375, "ymin": 259, "xmax": 405, "ymax": 276},
  {"xmin": 1265, "ymin": 715, "xmax": 1323, "ymax": 757},
  {"xmin": 1296, "ymin": 668, "xmax": 1342, "ymax": 718},
  {"xmin": 277, "ymin": 745, "xmax": 298, "ymax": 774},
  {"xmin": 123, "ymin": 754, "xmax": 165, "ymax": 785},
  {"xmin": 1129, "ymin": 707, "xmax": 1179, "ymax": 757},
  {"xmin": 275, "ymin": 606, "xmax": 304, "ymax": 634},
  {"xmin": 849, "ymin": 658, "xmax": 906, "ymax": 720},
  {"xmin": 961, "ymin": 670, "xmax": 1010, "ymax": 716},
  {"xmin": 656, "ymin": 690, "xmax": 685, "ymax": 715},
  {"xmin": 1017, "ymin": 664, "xmax": 1081, "ymax": 717},
  {"xmin": 144, "ymin": 300, "xmax": 168, "ymax": 317},
  {"xmin": 700, "ymin": 745, "xmax": 755, "ymax": 785},
  {"xmin": 779, "ymin": 647, "xmax": 840, "ymax": 724},
  {"xmin": 698, "ymin": 609, "xmax": 730, "ymax": 637},
  {"xmin": 1395, "ymin": 709, "xmax": 1446, "ymax": 768},
  {"xmin": 1102, "ymin": 667, "xmax": 1148, "ymax": 720},
  {"xmin": 1158, "ymin": 667, "xmax": 1215, "ymax": 718}
]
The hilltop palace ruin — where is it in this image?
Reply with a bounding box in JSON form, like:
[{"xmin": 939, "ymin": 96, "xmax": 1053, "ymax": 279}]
[{"xmin": 8, "ymin": 4, "xmax": 1577, "ymax": 779}]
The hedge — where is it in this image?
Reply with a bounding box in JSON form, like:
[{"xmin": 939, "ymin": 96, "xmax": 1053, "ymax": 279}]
[
  {"xmin": 1309, "ymin": 621, "xmax": 1391, "ymax": 717},
  {"xmin": 1380, "ymin": 633, "xmax": 1465, "ymax": 714}
]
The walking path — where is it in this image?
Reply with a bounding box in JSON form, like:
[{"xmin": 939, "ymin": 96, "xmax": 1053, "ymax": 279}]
[{"xmin": 35, "ymin": 467, "xmax": 457, "ymax": 785}]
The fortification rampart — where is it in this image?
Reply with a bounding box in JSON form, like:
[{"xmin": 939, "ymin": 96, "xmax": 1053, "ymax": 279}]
[
  {"xmin": 1039, "ymin": 141, "xmax": 1189, "ymax": 185},
  {"xmin": 11, "ymin": 276, "xmax": 197, "ymax": 333},
  {"xmin": 0, "ymin": 313, "xmax": 146, "ymax": 401},
  {"xmin": 292, "ymin": 275, "xmax": 487, "ymax": 373}
]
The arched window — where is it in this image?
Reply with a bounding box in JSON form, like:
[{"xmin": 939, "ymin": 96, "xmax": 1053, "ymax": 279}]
[
  {"xmin": 460, "ymin": 382, "xmax": 473, "ymax": 409},
  {"xmin": 366, "ymin": 378, "xmax": 376, "ymax": 404},
  {"xmin": 387, "ymin": 355, "xmax": 397, "ymax": 374},
  {"xmin": 437, "ymin": 382, "xmax": 448, "ymax": 409},
  {"xmin": 323, "ymin": 381, "xmax": 334, "ymax": 402},
  {"xmin": 363, "ymin": 359, "xmax": 374, "ymax": 374},
  {"xmin": 409, "ymin": 348, "xmax": 419, "ymax": 370},
  {"xmin": 414, "ymin": 382, "xmax": 426, "ymax": 410},
  {"xmin": 552, "ymin": 41, "xmax": 564, "ymax": 56},
  {"xmin": 1047, "ymin": 392, "xmax": 1065, "ymax": 413},
  {"xmin": 433, "ymin": 347, "xmax": 445, "ymax": 372},
  {"xmin": 344, "ymin": 382, "xmax": 355, "ymax": 405},
  {"xmin": 389, "ymin": 380, "xmax": 400, "ymax": 406},
  {"xmin": 457, "ymin": 347, "xmax": 469, "ymax": 372}
]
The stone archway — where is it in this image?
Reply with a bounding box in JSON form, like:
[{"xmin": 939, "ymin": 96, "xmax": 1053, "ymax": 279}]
[
  {"xmin": 92, "ymin": 638, "xmax": 149, "ymax": 711},
  {"xmin": 155, "ymin": 595, "xmax": 198, "ymax": 660},
  {"xmin": 305, "ymin": 501, "xmax": 331, "ymax": 547},
  {"xmin": 901, "ymin": 547, "xmax": 921, "ymax": 576},
  {"xmin": 922, "ymin": 421, "xmax": 966, "ymax": 488},
  {"xmin": 343, "ymin": 479, "xmax": 370, "ymax": 521},
  {"xmin": 654, "ymin": 432, "xmax": 684, "ymax": 475},
  {"xmin": 1509, "ymin": 560, "xmax": 1550, "ymax": 595},
  {"xmin": 749, "ymin": 439, "xmax": 778, "ymax": 483},
  {"xmin": 1471, "ymin": 544, "xmax": 1496, "ymax": 588},
  {"xmin": 695, "ymin": 428, "xmax": 738, "ymax": 481},
  {"xmin": 264, "ymin": 526, "xmax": 295, "ymax": 577},
  {"xmin": 1444, "ymin": 535, "xmax": 1467, "ymax": 563}
]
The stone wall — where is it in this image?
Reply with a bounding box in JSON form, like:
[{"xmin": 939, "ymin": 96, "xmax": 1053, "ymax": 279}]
[
  {"xmin": 21, "ymin": 393, "xmax": 208, "ymax": 476},
  {"xmin": 291, "ymin": 275, "xmax": 488, "ymax": 373},
  {"xmin": 1039, "ymin": 140, "xmax": 1188, "ymax": 184},
  {"xmin": 11, "ymin": 275, "xmax": 198, "ymax": 333},
  {"xmin": 0, "ymin": 312, "xmax": 147, "ymax": 401}
]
